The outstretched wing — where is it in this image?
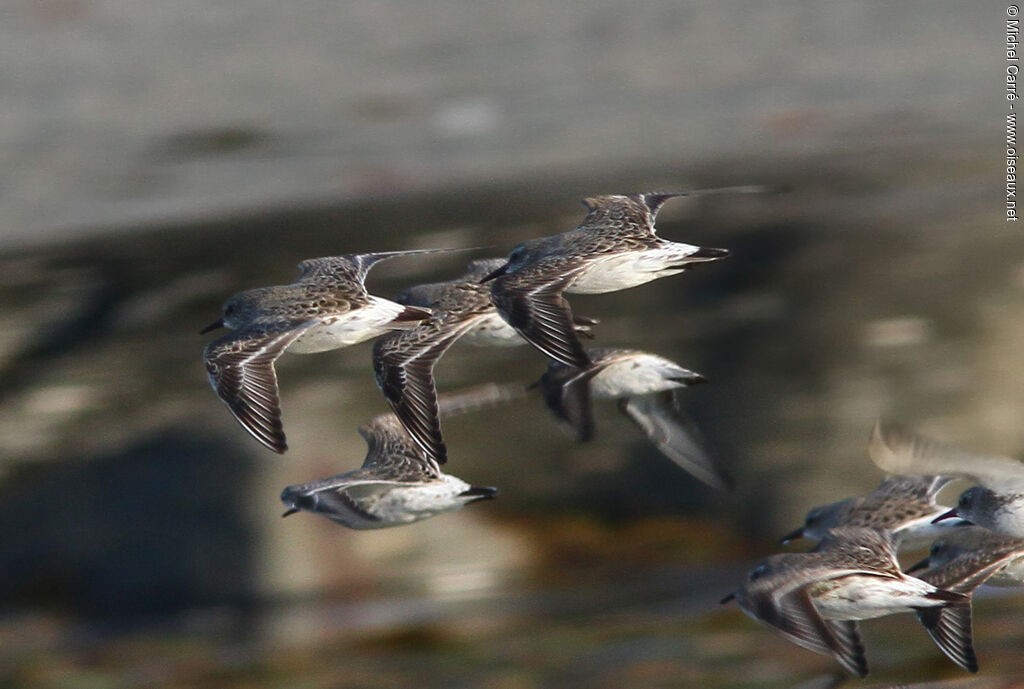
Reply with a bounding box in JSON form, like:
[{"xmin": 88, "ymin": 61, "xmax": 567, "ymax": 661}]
[
  {"xmin": 619, "ymin": 392, "xmax": 734, "ymax": 491},
  {"xmin": 203, "ymin": 322, "xmax": 314, "ymax": 453},
  {"xmin": 536, "ymin": 362, "xmax": 599, "ymax": 442},
  {"xmin": 298, "ymin": 248, "xmax": 466, "ymax": 286},
  {"xmin": 358, "ymin": 414, "xmax": 441, "ymax": 479},
  {"xmin": 435, "ymin": 382, "xmax": 528, "ymax": 417},
  {"xmin": 746, "ymin": 582, "xmax": 867, "ymax": 678},
  {"xmin": 372, "ymin": 316, "xmax": 484, "ymax": 465},
  {"xmin": 637, "ymin": 186, "xmax": 776, "ymax": 230},
  {"xmin": 916, "ymin": 603, "xmax": 977, "ymax": 673},
  {"xmin": 869, "ymin": 421, "xmax": 1024, "ymax": 491},
  {"xmin": 489, "ymin": 262, "xmax": 591, "ymax": 369}
]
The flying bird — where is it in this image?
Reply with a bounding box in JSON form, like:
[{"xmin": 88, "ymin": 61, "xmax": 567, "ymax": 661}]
[
  {"xmin": 903, "ymin": 527, "xmax": 1024, "ymax": 672},
  {"xmin": 534, "ymin": 347, "xmax": 732, "ymax": 491},
  {"xmin": 280, "ymin": 383, "xmax": 521, "ymax": 528},
  {"xmin": 780, "ymin": 474, "xmax": 960, "ymax": 548},
  {"xmin": 482, "ymin": 188, "xmax": 764, "ymax": 368},
  {"xmin": 202, "ymin": 250, "xmax": 451, "ymax": 453},
  {"xmin": 868, "ymin": 421, "xmax": 1024, "ymax": 538},
  {"xmin": 374, "ymin": 259, "xmax": 595, "ymax": 464},
  {"xmin": 280, "ymin": 412, "xmax": 495, "ymax": 529},
  {"xmin": 722, "ymin": 526, "xmax": 971, "ymax": 677}
]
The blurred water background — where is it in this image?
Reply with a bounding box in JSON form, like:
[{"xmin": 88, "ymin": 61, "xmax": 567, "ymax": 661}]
[{"xmin": 1, "ymin": 1, "xmax": 1022, "ymax": 687}]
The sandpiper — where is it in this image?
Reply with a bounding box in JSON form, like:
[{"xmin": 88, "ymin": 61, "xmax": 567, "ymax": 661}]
[
  {"xmin": 202, "ymin": 250, "xmax": 448, "ymax": 454},
  {"xmin": 398, "ymin": 259, "xmax": 562, "ymax": 347},
  {"xmin": 722, "ymin": 526, "xmax": 971, "ymax": 677},
  {"xmin": 535, "ymin": 347, "xmax": 732, "ymax": 491},
  {"xmin": 901, "ymin": 527, "xmax": 1024, "ymax": 672},
  {"xmin": 906, "ymin": 526, "xmax": 1024, "ymax": 589},
  {"xmin": 280, "ymin": 412, "xmax": 496, "ymax": 529},
  {"xmin": 482, "ymin": 188, "xmax": 764, "ymax": 368},
  {"xmin": 868, "ymin": 421, "xmax": 1024, "ymax": 538},
  {"xmin": 398, "ymin": 258, "xmax": 600, "ymax": 347},
  {"xmin": 375, "ymin": 259, "xmax": 596, "ymax": 464},
  {"xmin": 780, "ymin": 474, "xmax": 960, "ymax": 548},
  {"xmin": 280, "ymin": 383, "xmax": 519, "ymax": 528}
]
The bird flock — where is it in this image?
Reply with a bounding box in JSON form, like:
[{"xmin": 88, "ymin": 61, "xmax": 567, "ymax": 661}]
[
  {"xmin": 200, "ymin": 188, "xmax": 1024, "ymax": 678},
  {"xmin": 721, "ymin": 422, "xmax": 1024, "ymax": 677},
  {"xmin": 201, "ymin": 189, "xmax": 744, "ymax": 526}
]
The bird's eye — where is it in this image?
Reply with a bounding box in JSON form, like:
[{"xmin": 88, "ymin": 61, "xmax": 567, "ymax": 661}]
[{"xmin": 297, "ymin": 494, "xmax": 317, "ymax": 510}]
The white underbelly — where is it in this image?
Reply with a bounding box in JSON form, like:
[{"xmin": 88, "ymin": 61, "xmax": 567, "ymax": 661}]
[
  {"xmin": 812, "ymin": 577, "xmax": 936, "ymax": 620},
  {"xmin": 567, "ymin": 249, "xmax": 696, "ymax": 294},
  {"xmin": 590, "ymin": 356, "xmax": 686, "ymax": 398},
  {"xmin": 374, "ymin": 477, "xmax": 472, "ymax": 521},
  {"xmin": 290, "ymin": 297, "xmax": 407, "ymax": 353},
  {"xmin": 891, "ymin": 514, "xmax": 962, "ymax": 549}
]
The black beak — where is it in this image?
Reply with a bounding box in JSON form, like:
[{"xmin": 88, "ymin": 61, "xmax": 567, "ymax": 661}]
[
  {"xmin": 932, "ymin": 508, "xmax": 960, "ymax": 524},
  {"xmin": 779, "ymin": 526, "xmax": 804, "ymax": 545},
  {"xmin": 460, "ymin": 485, "xmax": 499, "ymax": 500},
  {"xmin": 479, "ymin": 263, "xmax": 509, "ymax": 283},
  {"xmin": 720, "ymin": 592, "xmax": 736, "ymax": 605},
  {"xmin": 688, "ymin": 247, "xmax": 731, "ymax": 262},
  {"xmin": 904, "ymin": 556, "xmax": 931, "ymax": 574},
  {"xmin": 281, "ymin": 507, "xmax": 300, "ymax": 517},
  {"xmin": 671, "ymin": 372, "xmax": 708, "ymax": 386},
  {"xmin": 199, "ymin": 318, "xmax": 225, "ymax": 335}
]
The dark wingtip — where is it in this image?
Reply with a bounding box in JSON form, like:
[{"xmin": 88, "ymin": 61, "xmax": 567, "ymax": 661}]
[
  {"xmin": 639, "ymin": 193, "xmax": 680, "ymax": 215},
  {"xmin": 925, "ymin": 588, "xmax": 970, "ymax": 604},
  {"xmin": 576, "ymin": 423, "xmax": 596, "ymax": 443},
  {"xmin": 689, "ymin": 247, "xmax": 730, "ymax": 261},
  {"xmin": 641, "ymin": 185, "xmax": 785, "ymax": 215},
  {"xmin": 904, "ymin": 556, "xmax": 930, "ymax": 574},
  {"xmin": 779, "ymin": 527, "xmax": 804, "ymax": 545},
  {"xmin": 672, "ymin": 372, "xmax": 708, "ymax": 386},
  {"xmin": 710, "ymin": 466, "xmax": 737, "ymax": 493},
  {"xmin": 199, "ymin": 318, "xmax": 225, "ymax": 335},
  {"xmin": 258, "ymin": 433, "xmax": 287, "ymax": 454},
  {"xmin": 460, "ymin": 485, "xmax": 499, "ymax": 500},
  {"xmin": 393, "ymin": 304, "xmax": 432, "ymax": 323},
  {"xmin": 916, "ymin": 603, "xmax": 978, "ymax": 673}
]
